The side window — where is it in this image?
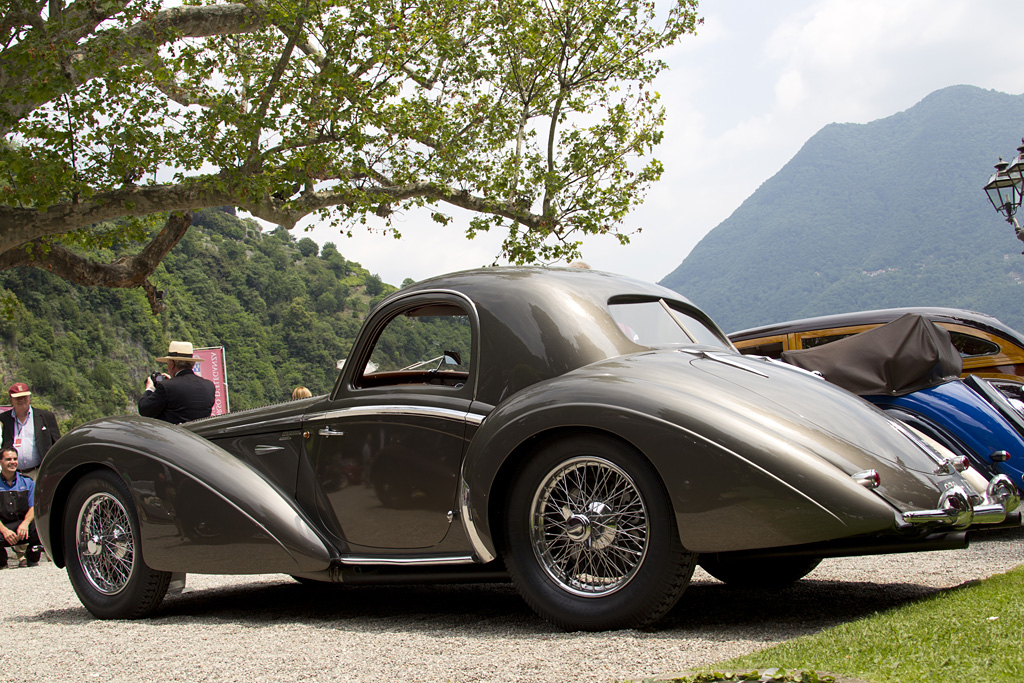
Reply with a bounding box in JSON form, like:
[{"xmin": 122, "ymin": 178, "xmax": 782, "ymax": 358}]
[
  {"xmin": 737, "ymin": 341, "xmax": 784, "ymax": 358},
  {"xmin": 800, "ymin": 332, "xmax": 857, "ymax": 349},
  {"xmin": 357, "ymin": 303, "xmax": 472, "ymax": 389},
  {"xmin": 948, "ymin": 331, "xmax": 1000, "ymax": 358}
]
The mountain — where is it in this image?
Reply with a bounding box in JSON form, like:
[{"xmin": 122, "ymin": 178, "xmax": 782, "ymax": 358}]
[{"xmin": 659, "ymin": 85, "xmax": 1024, "ymax": 334}]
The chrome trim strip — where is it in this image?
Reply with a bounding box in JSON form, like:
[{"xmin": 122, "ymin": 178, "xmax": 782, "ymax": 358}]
[
  {"xmin": 213, "ymin": 415, "xmax": 305, "ymax": 435},
  {"xmin": 459, "ymin": 476, "xmax": 497, "ymax": 563},
  {"xmin": 680, "ymin": 348, "xmax": 770, "ymax": 378},
  {"xmin": 340, "ymin": 554, "xmax": 475, "ymax": 566},
  {"xmin": 313, "ymin": 405, "xmax": 486, "ymax": 425}
]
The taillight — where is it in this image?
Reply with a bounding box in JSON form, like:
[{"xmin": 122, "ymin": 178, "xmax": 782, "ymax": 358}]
[
  {"xmin": 852, "ymin": 469, "xmax": 880, "ymax": 489},
  {"xmin": 991, "ymin": 450, "xmax": 1011, "ymax": 463}
]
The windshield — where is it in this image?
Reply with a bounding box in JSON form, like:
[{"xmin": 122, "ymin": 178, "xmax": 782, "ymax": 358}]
[{"xmin": 608, "ymin": 300, "xmax": 731, "ymax": 350}]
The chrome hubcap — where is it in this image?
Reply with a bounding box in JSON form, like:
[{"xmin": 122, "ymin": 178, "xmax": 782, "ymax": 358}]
[
  {"xmin": 76, "ymin": 492, "xmax": 134, "ymax": 595},
  {"xmin": 530, "ymin": 456, "xmax": 648, "ymax": 597}
]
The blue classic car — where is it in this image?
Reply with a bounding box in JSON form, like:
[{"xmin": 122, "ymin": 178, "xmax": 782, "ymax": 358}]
[
  {"xmin": 779, "ymin": 314, "xmax": 1024, "ymax": 495},
  {"xmin": 32, "ymin": 269, "xmax": 1020, "ymax": 631}
]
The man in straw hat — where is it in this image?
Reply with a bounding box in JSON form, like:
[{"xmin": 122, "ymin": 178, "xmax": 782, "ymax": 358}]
[{"xmin": 138, "ymin": 341, "xmax": 216, "ymax": 424}]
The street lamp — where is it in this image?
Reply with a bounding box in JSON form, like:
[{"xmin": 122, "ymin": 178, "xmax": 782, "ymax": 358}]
[{"xmin": 984, "ymin": 139, "xmax": 1024, "ymax": 248}]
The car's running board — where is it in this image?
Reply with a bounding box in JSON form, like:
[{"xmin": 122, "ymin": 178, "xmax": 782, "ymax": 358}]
[{"xmin": 292, "ymin": 558, "xmax": 510, "ymax": 585}]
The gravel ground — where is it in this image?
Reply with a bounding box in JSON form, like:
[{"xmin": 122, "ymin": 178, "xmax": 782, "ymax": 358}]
[{"xmin": 1, "ymin": 525, "xmax": 1021, "ymax": 683}]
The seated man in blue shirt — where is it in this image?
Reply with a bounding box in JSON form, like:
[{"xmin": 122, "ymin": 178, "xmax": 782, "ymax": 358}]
[{"xmin": 0, "ymin": 447, "xmax": 42, "ymax": 568}]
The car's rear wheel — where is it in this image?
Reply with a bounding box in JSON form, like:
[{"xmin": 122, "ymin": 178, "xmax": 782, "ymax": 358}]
[
  {"xmin": 63, "ymin": 469, "xmax": 171, "ymax": 619},
  {"xmin": 699, "ymin": 554, "xmax": 822, "ymax": 588},
  {"xmin": 503, "ymin": 434, "xmax": 695, "ymax": 631}
]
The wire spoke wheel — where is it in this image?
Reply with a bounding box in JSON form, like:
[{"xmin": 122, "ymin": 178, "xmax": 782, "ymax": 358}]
[
  {"xmin": 64, "ymin": 470, "xmax": 171, "ymax": 619},
  {"xmin": 76, "ymin": 492, "xmax": 135, "ymax": 595},
  {"xmin": 504, "ymin": 435, "xmax": 695, "ymax": 631},
  {"xmin": 531, "ymin": 456, "xmax": 648, "ymax": 597}
]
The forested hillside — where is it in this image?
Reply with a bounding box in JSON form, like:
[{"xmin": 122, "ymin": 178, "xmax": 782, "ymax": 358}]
[
  {"xmin": 0, "ymin": 208, "xmax": 396, "ymax": 431},
  {"xmin": 660, "ymin": 86, "xmax": 1024, "ymax": 334}
]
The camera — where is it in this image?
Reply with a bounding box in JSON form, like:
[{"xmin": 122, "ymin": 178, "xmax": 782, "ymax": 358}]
[{"xmin": 150, "ymin": 371, "xmax": 165, "ymax": 384}]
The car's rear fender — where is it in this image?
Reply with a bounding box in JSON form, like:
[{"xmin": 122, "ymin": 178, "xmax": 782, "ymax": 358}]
[
  {"xmin": 464, "ymin": 378, "xmax": 904, "ymax": 559},
  {"xmin": 36, "ymin": 415, "xmax": 334, "ymax": 574}
]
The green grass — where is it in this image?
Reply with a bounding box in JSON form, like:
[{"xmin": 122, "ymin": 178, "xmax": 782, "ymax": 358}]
[{"xmin": 682, "ymin": 564, "xmax": 1024, "ymax": 683}]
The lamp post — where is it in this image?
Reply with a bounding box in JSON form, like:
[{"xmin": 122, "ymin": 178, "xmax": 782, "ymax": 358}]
[{"xmin": 984, "ymin": 139, "xmax": 1024, "ymax": 249}]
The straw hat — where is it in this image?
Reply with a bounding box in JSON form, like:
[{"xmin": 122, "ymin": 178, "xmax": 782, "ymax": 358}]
[{"xmin": 156, "ymin": 341, "xmax": 200, "ymax": 363}]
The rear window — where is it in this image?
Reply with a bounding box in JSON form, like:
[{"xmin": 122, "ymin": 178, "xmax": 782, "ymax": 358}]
[{"xmin": 609, "ymin": 300, "xmax": 729, "ymax": 349}]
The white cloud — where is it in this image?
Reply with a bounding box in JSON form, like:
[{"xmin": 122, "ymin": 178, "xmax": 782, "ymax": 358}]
[{"xmin": 774, "ymin": 69, "xmax": 807, "ymax": 111}]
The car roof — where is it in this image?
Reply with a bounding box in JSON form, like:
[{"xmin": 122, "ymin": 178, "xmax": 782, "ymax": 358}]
[
  {"xmin": 729, "ymin": 306, "xmax": 1024, "ymax": 347},
  {"xmin": 399, "ymin": 265, "xmax": 693, "ymax": 304},
  {"xmin": 375, "ymin": 267, "xmax": 722, "ymax": 402}
]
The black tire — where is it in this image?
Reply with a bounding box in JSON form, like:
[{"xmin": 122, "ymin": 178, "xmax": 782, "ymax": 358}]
[
  {"xmin": 63, "ymin": 469, "xmax": 172, "ymax": 619},
  {"xmin": 502, "ymin": 434, "xmax": 696, "ymax": 631},
  {"xmin": 699, "ymin": 554, "xmax": 822, "ymax": 588}
]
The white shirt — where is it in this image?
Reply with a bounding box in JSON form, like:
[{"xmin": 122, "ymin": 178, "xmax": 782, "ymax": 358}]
[{"xmin": 12, "ymin": 407, "xmax": 40, "ymax": 470}]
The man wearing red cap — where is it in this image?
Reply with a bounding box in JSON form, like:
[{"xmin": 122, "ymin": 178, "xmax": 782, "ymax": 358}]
[{"xmin": 0, "ymin": 383, "xmax": 61, "ymax": 479}]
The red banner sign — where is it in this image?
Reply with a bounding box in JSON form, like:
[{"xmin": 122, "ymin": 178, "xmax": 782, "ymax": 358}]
[{"xmin": 193, "ymin": 347, "xmax": 230, "ymax": 416}]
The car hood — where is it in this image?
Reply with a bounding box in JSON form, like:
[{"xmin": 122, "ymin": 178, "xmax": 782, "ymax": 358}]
[{"xmin": 569, "ymin": 347, "xmax": 961, "ymax": 508}]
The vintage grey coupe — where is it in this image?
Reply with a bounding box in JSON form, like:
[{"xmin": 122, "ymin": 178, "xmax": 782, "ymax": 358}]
[{"xmin": 33, "ymin": 267, "xmax": 1020, "ymax": 631}]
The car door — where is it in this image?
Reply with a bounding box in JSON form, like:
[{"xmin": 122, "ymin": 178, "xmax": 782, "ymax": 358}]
[{"xmin": 304, "ymin": 293, "xmax": 478, "ymax": 551}]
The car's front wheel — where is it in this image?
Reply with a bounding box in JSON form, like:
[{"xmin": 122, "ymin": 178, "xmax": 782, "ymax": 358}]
[
  {"xmin": 63, "ymin": 469, "xmax": 172, "ymax": 619},
  {"xmin": 503, "ymin": 434, "xmax": 695, "ymax": 631}
]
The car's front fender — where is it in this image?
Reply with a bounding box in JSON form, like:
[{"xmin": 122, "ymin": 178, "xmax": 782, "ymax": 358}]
[{"xmin": 35, "ymin": 415, "xmax": 334, "ymax": 574}]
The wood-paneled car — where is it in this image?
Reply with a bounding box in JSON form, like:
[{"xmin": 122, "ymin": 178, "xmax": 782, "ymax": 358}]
[
  {"xmin": 729, "ymin": 307, "xmax": 1024, "ymax": 383},
  {"xmin": 33, "ymin": 269, "xmax": 1020, "ymax": 631}
]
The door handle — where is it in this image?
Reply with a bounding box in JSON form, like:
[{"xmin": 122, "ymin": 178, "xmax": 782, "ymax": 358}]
[{"xmin": 318, "ymin": 428, "xmax": 345, "ymax": 437}]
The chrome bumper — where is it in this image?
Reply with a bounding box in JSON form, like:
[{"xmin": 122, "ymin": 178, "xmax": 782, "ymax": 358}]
[{"xmin": 903, "ymin": 475, "xmax": 1021, "ymax": 529}]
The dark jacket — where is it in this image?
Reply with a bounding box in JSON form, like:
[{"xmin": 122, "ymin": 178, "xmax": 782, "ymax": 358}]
[
  {"xmin": 1, "ymin": 407, "xmax": 61, "ymax": 466},
  {"xmin": 138, "ymin": 367, "xmax": 216, "ymax": 424}
]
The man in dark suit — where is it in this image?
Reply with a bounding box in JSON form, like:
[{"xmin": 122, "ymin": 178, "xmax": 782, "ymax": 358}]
[
  {"xmin": 138, "ymin": 341, "xmax": 216, "ymax": 424},
  {"xmin": 0, "ymin": 382, "xmax": 61, "ymax": 478}
]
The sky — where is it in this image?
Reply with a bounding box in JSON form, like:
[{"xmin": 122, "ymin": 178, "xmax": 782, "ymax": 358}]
[{"xmin": 293, "ymin": 0, "xmax": 1024, "ymax": 287}]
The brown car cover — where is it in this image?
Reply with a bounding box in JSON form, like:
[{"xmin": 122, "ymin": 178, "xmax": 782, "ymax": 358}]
[{"xmin": 781, "ymin": 313, "xmax": 963, "ymax": 396}]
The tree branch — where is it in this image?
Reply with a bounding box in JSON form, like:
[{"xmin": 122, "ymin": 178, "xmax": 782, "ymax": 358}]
[
  {"xmin": 0, "ymin": 172, "xmax": 552, "ymax": 261},
  {"xmin": 0, "ymin": 10, "xmax": 45, "ymax": 36},
  {"xmin": 0, "ymin": 211, "xmax": 191, "ymax": 314},
  {"xmin": 0, "ymin": 3, "xmax": 267, "ymax": 134},
  {"xmin": 246, "ymin": 22, "xmax": 303, "ymax": 168}
]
